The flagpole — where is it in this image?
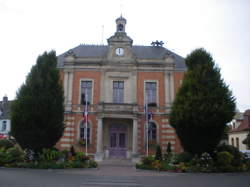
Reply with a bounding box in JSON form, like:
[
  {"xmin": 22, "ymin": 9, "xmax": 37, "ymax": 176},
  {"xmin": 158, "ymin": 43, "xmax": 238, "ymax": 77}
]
[
  {"xmin": 85, "ymin": 89, "xmax": 88, "ymax": 156},
  {"xmin": 145, "ymin": 94, "xmax": 149, "ymax": 156}
]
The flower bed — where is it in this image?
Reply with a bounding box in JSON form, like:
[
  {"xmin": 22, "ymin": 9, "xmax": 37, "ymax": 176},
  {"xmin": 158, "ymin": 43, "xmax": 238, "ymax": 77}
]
[
  {"xmin": 0, "ymin": 139, "xmax": 97, "ymax": 169},
  {"xmin": 136, "ymin": 144, "xmax": 250, "ymax": 173}
]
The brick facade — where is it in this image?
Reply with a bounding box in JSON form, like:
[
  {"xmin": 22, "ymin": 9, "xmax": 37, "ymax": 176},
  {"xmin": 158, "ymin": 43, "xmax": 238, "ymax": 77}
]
[{"xmin": 56, "ymin": 16, "xmax": 186, "ymax": 160}]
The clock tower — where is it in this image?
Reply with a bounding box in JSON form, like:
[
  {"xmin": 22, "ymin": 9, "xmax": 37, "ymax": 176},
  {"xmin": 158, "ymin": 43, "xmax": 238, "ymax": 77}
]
[{"xmin": 107, "ymin": 16, "xmax": 134, "ymax": 62}]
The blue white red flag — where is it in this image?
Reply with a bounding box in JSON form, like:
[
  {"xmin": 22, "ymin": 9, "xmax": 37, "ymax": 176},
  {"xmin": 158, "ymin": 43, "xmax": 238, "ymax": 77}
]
[
  {"xmin": 148, "ymin": 112, "xmax": 153, "ymax": 121},
  {"xmin": 83, "ymin": 90, "xmax": 88, "ymax": 123}
]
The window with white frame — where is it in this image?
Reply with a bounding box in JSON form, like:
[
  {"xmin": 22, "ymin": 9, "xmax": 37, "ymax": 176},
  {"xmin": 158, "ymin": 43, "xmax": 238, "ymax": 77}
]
[
  {"xmin": 80, "ymin": 80, "xmax": 92, "ymax": 105},
  {"xmin": 1, "ymin": 121, "xmax": 7, "ymax": 131},
  {"xmin": 80, "ymin": 121, "xmax": 91, "ymax": 144},
  {"xmin": 113, "ymin": 81, "xmax": 124, "ymax": 103},
  {"xmin": 145, "ymin": 82, "xmax": 157, "ymax": 107}
]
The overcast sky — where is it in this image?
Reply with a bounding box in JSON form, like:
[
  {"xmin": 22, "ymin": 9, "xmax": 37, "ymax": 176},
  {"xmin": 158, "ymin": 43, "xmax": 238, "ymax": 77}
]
[{"xmin": 0, "ymin": 0, "xmax": 249, "ymax": 111}]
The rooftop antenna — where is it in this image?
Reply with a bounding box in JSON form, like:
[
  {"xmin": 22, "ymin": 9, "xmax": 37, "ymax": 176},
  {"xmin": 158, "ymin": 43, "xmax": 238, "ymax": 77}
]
[{"xmin": 120, "ymin": 0, "xmax": 123, "ymax": 16}]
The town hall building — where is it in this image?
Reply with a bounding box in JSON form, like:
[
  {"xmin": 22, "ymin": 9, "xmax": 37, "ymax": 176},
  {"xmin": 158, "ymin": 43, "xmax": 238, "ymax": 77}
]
[{"xmin": 57, "ymin": 16, "xmax": 186, "ymax": 161}]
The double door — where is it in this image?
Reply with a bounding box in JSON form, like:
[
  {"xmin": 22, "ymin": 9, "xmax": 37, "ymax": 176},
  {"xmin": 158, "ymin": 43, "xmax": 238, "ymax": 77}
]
[{"xmin": 109, "ymin": 124, "xmax": 127, "ymax": 158}]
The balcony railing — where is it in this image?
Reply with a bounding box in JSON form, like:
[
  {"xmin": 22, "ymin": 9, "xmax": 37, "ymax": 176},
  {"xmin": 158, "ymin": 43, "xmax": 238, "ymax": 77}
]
[{"xmin": 97, "ymin": 103, "xmax": 138, "ymax": 114}]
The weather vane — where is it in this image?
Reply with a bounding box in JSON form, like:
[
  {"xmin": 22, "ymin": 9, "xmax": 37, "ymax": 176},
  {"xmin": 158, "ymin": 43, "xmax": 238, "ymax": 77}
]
[{"xmin": 151, "ymin": 40, "xmax": 164, "ymax": 47}]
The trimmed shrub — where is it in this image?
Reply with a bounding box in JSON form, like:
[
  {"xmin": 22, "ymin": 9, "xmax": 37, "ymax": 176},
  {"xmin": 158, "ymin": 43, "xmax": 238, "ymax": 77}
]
[
  {"xmin": 0, "ymin": 147, "xmax": 24, "ymax": 166},
  {"xmin": 176, "ymin": 152, "xmax": 193, "ymax": 163},
  {"xmin": 167, "ymin": 142, "xmax": 172, "ymax": 153},
  {"xmin": 217, "ymin": 151, "xmax": 234, "ymax": 172},
  {"xmin": 217, "ymin": 151, "xmax": 233, "ymax": 165},
  {"xmin": 142, "ymin": 156, "xmax": 154, "ymax": 166},
  {"xmin": 155, "ymin": 145, "xmax": 162, "ymax": 160},
  {"xmin": 215, "ymin": 144, "xmax": 245, "ymax": 170},
  {"xmin": 215, "ymin": 144, "xmax": 239, "ymax": 156},
  {"xmin": 0, "ymin": 139, "xmax": 14, "ymax": 149}
]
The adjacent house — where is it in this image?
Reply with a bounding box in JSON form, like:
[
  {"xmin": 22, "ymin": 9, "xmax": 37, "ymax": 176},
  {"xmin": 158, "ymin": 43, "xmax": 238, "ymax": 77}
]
[
  {"xmin": 228, "ymin": 109, "xmax": 250, "ymax": 150},
  {"xmin": 0, "ymin": 96, "xmax": 11, "ymax": 139},
  {"xmin": 57, "ymin": 16, "xmax": 186, "ymax": 160}
]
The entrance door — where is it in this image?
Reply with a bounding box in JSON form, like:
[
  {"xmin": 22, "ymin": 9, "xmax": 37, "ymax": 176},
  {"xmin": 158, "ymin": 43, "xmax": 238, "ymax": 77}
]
[{"xmin": 109, "ymin": 124, "xmax": 127, "ymax": 158}]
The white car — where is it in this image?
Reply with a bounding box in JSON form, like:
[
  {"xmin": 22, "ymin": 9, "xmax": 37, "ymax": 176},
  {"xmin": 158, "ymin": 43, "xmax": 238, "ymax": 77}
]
[{"xmin": 240, "ymin": 150, "xmax": 250, "ymax": 159}]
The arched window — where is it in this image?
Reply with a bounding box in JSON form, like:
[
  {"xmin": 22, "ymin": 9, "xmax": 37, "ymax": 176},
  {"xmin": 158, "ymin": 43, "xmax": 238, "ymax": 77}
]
[
  {"xmin": 148, "ymin": 122, "xmax": 157, "ymax": 144},
  {"xmin": 80, "ymin": 121, "xmax": 91, "ymax": 144}
]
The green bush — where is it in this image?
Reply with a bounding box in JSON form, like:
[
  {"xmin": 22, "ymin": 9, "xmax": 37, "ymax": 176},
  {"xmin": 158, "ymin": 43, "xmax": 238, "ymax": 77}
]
[
  {"xmin": 164, "ymin": 153, "xmax": 178, "ymax": 164},
  {"xmin": 245, "ymin": 160, "xmax": 250, "ymax": 171},
  {"xmin": 215, "ymin": 144, "xmax": 239, "ymax": 157},
  {"xmin": 0, "ymin": 139, "xmax": 14, "ymax": 149},
  {"xmin": 6, "ymin": 147, "xmax": 24, "ymax": 163},
  {"xmin": 87, "ymin": 160, "xmax": 97, "ymax": 168},
  {"xmin": 216, "ymin": 151, "xmax": 234, "ymax": 172},
  {"xmin": 176, "ymin": 152, "xmax": 193, "ymax": 163},
  {"xmin": 152, "ymin": 160, "xmax": 161, "ymax": 170},
  {"xmin": 231, "ymin": 151, "xmax": 245, "ymax": 169},
  {"xmin": 16, "ymin": 162, "xmax": 37, "ymax": 168},
  {"xmin": 75, "ymin": 152, "xmax": 90, "ymax": 162},
  {"xmin": 217, "ymin": 151, "xmax": 233, "ymax": 166},
  {"xmin": 136, "ymin": 163, "xmax": 153, "ymax": 170},
  {"xmin": 39, "ymin": 148, "xmax": 62, "ymax": 162},
  {"xmin": 0, "ymin": 147, "xmax": 24, "ymax": 166},
  {"xmin": 215, "ymin": 145, "xmax": 246, "ymax": 171},
  {"xmin": 142, "ymin": 156, "xmax": 155, "ymax": 166},
  {"xmin": 61, "ymin": 149, "xmax": 70, "ymax": 160},
  {"xmin": 71, "ymin": 161, "xmax": 86, "ymax": 168},
  {"xmin": 155, "ymin": 145, "xmax": 162, "ymax": 160},
  {"xmin": 161, "ymin": 161, "xmax": 177, "ymax": 171}
]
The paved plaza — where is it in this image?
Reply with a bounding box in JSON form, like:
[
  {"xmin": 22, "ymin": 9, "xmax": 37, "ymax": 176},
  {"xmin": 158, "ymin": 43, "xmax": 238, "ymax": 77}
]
[{"xmin": 0, "ymin": 159, "xmax": 250, "ymax": 187}]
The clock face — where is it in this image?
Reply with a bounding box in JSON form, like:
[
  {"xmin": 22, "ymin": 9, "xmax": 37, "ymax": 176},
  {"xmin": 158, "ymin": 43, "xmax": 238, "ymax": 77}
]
[{"xmin": 115, "ymin": 48, "xmax": 124, "ymax": 56}]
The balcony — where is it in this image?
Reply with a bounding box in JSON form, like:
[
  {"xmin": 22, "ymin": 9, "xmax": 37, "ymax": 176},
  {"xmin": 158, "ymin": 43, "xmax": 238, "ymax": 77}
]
[{"xmin": 97, "ymin": 103, "xmax": 138, "ymax": 115}]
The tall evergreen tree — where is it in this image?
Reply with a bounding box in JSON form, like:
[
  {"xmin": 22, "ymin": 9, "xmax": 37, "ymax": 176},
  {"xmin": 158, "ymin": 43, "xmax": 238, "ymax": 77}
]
[
  {"xmin": 170, "ymin": 48, "xmax": 235, "ymax": 155},
  {"xmin": 11, "ymin": 51, "xmax": 64, "ymax": 152}
]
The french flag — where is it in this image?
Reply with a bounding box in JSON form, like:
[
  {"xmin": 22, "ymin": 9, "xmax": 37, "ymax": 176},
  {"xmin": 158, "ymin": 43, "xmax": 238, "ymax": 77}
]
[
  {"xmin": 83, "ymin": 90, "xmax": 88, "ymax": 123},
  {"xmin": 144, "ymin": 95, "xmax": 153, "ymax": 121},
  {"xmin": 148, "ymin": 112, "xmax": 153, "ymax": 121}
]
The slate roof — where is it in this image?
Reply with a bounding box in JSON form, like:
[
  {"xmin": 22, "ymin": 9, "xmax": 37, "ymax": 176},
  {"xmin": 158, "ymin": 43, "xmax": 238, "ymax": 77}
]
[
  {"xmin": 57, "ymin": 45, "xmax": 186, "ymax": 70},
  {"xmin": 0, "ymin": 99, "xmax": 12, "ymax": 120},
  {"xmin": 230, "ymin": 109, "xmax": 250, "ymax": 133}
]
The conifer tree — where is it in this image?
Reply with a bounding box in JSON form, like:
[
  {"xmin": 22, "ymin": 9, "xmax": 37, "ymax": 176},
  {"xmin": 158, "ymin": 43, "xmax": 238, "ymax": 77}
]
[
  {"xmin": 167, "ymin": 142, "xmax": 172, "ymax": 154},
  {"xmin": 170, "ymin": 48, "xmax": 235, "ymax": 155},
  {"xmin": 155, "ymin": 145, "xmax": 162, "ymax": 160},
  {"xmin": 11, "ymin": 51, "xmax": 64, "ymax": 152}
]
